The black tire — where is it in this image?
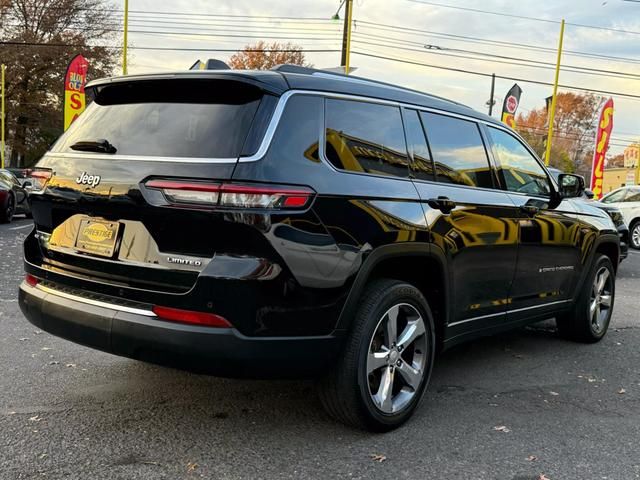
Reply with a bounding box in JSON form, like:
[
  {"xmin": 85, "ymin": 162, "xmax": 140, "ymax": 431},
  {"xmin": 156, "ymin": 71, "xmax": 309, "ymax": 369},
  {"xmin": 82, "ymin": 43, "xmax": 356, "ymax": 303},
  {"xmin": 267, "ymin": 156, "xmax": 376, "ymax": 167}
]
[
  {"xmin": 318, "ymin": 278, "xmax": 436, "ymax": 432},
  {"xmin": 0, "ymin": 192, "xmax": 14, "ymax": 223},
  {"xmin": 630, "ymin": 220, "xmax": 640, "ymax": 250},
  {"xmin": 556, "ymin": 254, "xmax": 615, "ymax": 343}
]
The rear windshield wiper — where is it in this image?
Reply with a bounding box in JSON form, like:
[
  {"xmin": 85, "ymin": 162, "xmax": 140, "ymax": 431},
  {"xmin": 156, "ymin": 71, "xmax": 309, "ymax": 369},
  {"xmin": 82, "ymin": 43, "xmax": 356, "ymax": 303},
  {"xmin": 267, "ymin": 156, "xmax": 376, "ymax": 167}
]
[{"xmin": 70, "ymin": 139, "xmax": 117, "ymax": 154}]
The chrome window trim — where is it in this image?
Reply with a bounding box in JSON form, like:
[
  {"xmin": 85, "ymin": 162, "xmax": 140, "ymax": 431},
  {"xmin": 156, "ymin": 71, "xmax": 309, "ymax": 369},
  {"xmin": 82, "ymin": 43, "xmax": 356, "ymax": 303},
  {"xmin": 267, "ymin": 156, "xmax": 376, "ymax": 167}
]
[
  {"xmin": 44, "ymin": 89, "xmax": 513, "ymax": 165},
  {"xmin": 32, "ymin": 283, "xmax": 157, "ymax": 317},
  {"xmin": 447, "ymin": 299, "xmax": 572, "ymax": 327}
]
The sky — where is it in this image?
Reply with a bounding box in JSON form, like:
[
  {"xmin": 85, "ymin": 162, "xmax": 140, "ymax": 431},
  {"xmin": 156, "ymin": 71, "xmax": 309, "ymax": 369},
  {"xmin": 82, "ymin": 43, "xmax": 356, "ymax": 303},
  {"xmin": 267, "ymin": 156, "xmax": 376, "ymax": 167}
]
[{"xmin": 121, "ymin": 0, "xmax": 640, "ymax": 155}]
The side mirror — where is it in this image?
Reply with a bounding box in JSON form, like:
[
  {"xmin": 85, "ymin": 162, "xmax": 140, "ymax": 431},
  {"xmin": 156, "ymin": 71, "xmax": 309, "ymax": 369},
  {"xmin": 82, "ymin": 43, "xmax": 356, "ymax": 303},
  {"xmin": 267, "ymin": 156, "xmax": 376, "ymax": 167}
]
[
  {"xmin": 584, "ymin": 189, "xmax": 595, "ymax": 199},
  {"xmin": 22, "ymin": 181, "xmax": 32, "ymax": 188},
  {"xmin": 558, "ymin": 173, "xmax": 585, "ymax": 199}
]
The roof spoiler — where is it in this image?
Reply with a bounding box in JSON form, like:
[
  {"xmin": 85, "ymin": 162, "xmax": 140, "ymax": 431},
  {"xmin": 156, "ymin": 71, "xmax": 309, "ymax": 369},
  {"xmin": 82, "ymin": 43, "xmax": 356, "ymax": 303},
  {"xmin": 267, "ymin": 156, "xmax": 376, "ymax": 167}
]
[{"xmin": 189, "ymin": 59, "xmax": 231, "ymax": 70}]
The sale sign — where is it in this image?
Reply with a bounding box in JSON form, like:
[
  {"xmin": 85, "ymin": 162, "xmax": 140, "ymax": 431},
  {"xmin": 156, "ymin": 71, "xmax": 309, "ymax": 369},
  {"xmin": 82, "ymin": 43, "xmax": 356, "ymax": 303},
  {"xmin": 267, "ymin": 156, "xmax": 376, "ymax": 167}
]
[
  {"xmin": 63, "ymin": 55, "xmax": 89, "ymax": 131},
  {"xmin": 590, "ymin": 98, "xmax": 614, "ymax": 200}
]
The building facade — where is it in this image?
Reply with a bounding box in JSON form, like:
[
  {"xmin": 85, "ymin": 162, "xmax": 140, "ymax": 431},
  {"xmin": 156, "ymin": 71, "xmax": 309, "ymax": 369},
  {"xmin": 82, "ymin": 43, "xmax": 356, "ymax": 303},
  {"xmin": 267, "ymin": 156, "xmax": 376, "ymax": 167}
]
[{"xmin": 624, "ymin": 143, "xmax": 640, "ymax": 168}]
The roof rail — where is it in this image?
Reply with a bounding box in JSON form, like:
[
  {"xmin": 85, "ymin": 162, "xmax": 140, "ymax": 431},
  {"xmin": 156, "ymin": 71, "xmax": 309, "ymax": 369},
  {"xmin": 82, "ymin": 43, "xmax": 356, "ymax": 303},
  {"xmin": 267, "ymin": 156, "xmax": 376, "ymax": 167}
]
[{"xmin": 271, "ymin": 63, "xmax": 467, "ymax": 108}]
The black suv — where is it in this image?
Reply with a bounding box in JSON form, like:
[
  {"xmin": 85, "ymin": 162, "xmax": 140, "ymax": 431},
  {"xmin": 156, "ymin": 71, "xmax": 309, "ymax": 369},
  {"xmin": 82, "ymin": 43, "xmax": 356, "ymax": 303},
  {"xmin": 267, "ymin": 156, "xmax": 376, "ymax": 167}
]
[{"xmin": 19, "ymin": 65, "xmax": 619, "ymax": 431}]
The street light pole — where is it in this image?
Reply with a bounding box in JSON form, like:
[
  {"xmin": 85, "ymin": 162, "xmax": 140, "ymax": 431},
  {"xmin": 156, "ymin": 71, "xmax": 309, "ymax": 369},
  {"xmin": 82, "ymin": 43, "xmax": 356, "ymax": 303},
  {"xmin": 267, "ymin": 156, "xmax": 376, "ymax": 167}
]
[
  {"xmin": 340, "ymin": 0, "xmax": 354, "ymax": 75},
  {"xmin": 123, "ymin": 0, "xmax": 129, "ymax": 75},
  {"xmin": 488, "ymin": 73, "xmax": 496, "ymax": 116},
  {"xmin": 1, "ymin": 64, "xmax": 5, "ymax": 169}
]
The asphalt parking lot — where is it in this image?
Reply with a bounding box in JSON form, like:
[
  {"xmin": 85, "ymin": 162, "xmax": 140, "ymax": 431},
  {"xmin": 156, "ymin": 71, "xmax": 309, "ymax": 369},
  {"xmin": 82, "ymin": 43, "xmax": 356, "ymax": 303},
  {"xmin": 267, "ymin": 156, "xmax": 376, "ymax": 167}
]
[{"xmin": 2, "ymin": 216, "xmax": 640, "ymax": 480}]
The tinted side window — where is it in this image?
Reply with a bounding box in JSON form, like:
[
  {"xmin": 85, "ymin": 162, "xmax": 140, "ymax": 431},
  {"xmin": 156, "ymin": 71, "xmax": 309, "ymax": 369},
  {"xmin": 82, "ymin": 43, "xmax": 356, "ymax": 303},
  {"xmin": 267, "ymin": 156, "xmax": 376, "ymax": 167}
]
[
  {"xmin": 420, "ymin": 112, "xmax": 493, "ymax": 188},
  {"xmin": 488, "ymin": 127, "xmax": 550, "ymax": 197},
  {"xmin": 325, "ymin": 99, "xmax": 409, "ymax": 178},
  {"xmin": 404, "ymin": 109, "xmax": 434, "ymax": 181}
]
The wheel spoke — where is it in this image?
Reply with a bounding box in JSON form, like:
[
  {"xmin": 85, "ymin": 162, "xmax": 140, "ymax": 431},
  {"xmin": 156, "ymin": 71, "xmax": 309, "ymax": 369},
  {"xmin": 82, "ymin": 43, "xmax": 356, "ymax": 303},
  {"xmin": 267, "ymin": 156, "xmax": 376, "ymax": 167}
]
[
  {"xmin": 397, "ymin": 360, "xmax": 422, "ymax": 390},
  {"xmin": 375, "ymin": 366, "xmax": 395, "ymax": 413},
  {"xmin": 589, "ymin": 299, "xmax": 598, "ymax": 320},
  {"xmin": 367, "ymin": 349, "xmax": 389, "ymax": 374},
  {"xmin": 600, "ymin": 294, "xmax": 612, "ymax": 308},
  {"xmin": 597, "ymin": 270, "xmax": 609, "ymax": 293},
  {"xmin": 384, "ymin": 306, "xmax": 399, "ymax": 346},
  {"xmin": 397, "ymin": 318, "xmax": 426, "ymax": 349}
]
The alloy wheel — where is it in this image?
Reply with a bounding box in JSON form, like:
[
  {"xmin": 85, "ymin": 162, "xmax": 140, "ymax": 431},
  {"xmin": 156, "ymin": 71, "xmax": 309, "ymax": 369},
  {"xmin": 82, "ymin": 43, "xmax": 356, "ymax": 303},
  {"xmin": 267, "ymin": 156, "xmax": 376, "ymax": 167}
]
[
  {"xmin": 366, "ymin": 303, "xmax": 429, "ymax": 414},
  {"xmin": 590, "ymin": 266, "xmax": 613, "ymax": 334},
  {"xmin": 632, "ymin": 224, "xmax": 640, "ymax": 249}
]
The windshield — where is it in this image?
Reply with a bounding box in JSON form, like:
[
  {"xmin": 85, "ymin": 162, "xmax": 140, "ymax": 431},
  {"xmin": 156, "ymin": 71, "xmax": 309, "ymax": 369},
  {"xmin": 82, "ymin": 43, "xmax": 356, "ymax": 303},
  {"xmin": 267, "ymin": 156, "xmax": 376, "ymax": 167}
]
[{"xmin": 51, "ymin": 79, "xmax": 263, "ymax": 159}]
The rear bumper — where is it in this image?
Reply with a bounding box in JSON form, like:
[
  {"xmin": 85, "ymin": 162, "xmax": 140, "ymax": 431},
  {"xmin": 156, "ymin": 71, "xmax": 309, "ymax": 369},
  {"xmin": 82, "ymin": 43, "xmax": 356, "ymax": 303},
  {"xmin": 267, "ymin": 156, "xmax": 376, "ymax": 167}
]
[{"xmin": 19, "ymin": 281, "xmax": 343, "ymax": 378}]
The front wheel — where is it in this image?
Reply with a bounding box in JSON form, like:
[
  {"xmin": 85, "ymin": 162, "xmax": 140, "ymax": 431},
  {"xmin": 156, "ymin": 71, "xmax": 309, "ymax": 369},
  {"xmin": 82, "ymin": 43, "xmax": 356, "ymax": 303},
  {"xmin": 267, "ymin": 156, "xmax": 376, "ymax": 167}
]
[
  {"xmin": 319, "ymin": 279, "xmax": 435, "ymax": 431},
  {"xmin": 556, "ymin": 254, "xmax": 615, "ymax": 343},
  {"xmin": 630, "ymin": 220, "xmax": 640, "ymax": 250}
]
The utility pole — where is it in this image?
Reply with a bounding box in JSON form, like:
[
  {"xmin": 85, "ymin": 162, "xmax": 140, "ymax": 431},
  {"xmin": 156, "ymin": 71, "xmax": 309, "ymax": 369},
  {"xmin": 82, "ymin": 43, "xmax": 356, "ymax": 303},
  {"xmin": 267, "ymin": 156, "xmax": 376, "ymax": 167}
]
[
  {"xmin": 544, "ymin": 19, "xmax": 565, "ymax": 166},
  {"xmin": 340, "ymin": 0, "xmax": 354, "ymax": 75},
  {"xmin": 1, "ymin": 64, "xmax": 5, "ymax": 169},
  {"xmin": 487, "ymin": 73, "xmax": 496, "ymax": 116},
  {"xmin": 123, "ymin": 0, "xmax": 129, "ymax": 75}
]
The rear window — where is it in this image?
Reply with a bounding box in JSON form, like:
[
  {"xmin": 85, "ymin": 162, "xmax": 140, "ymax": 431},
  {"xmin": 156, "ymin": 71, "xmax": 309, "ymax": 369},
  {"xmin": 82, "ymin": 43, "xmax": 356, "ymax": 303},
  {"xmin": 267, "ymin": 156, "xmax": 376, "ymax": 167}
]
[{"xmin": 51, "ymin": 79, "xmax": 264, "ymax": 159}]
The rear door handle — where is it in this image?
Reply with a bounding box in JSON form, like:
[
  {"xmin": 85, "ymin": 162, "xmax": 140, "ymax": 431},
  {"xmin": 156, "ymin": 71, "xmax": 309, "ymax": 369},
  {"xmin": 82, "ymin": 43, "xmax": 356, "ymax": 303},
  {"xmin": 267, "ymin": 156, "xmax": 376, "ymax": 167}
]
[
  {"xmin": 427, "ymin": 196, "xmax": 456, "ymax": 214},
  {"xmin": 520, "ymin": 204, "xmax": 539, "ymax": 217}
]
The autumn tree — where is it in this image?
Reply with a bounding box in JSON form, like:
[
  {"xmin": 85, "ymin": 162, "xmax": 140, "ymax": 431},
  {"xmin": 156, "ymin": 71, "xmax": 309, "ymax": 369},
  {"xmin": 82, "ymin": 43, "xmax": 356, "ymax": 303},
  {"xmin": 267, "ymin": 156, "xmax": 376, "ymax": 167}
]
[
  {"xmin": 228, "ymin": 41, "xmax": 310, "ymax": 70},
  {"xmin": 607, "ymin": 153, "xmax": 625, "ymax": 168},
  {"xmin": 0, "ymin": 0, "xmax": 119, "ymax": 167},
  {"xmin": 516, "ymin": 92, "xmax": 602, "ymax": 177}
]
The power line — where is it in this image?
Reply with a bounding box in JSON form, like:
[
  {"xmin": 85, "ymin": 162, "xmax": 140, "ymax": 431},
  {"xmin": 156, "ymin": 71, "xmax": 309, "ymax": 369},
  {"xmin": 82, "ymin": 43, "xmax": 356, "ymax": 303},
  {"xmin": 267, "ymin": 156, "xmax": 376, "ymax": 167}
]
[
  {"xmin": 518, "ymin": 124, "xmax": 632, "ymax": 148},
  {"xmin": 405, "ymin": 0, "xmax": 640, "ymax": 36},
  {"xmin": 351, "ymin": 34, "xmax": 640, "ymax": 81},
  {"xmin": 0, "ymin": 40, "xmax": 340, "ymax": 54},
  {"xmin": 0, "ymin": 26, "xmax": 339, "ymax": 41},
  {"xmin": 353, "ymin": 19, "xmax": 640, "ymax": 66},
  {"xmin": 517, "ymin": 122, "xmax": 632, "ymax": 143},
  {"xmin": 351, "ymin": 50, "xmax": 640, "ymax": 102},
  {"xmin": 3, "ymin": 7, "xmax": 335, "ymax": 22}
]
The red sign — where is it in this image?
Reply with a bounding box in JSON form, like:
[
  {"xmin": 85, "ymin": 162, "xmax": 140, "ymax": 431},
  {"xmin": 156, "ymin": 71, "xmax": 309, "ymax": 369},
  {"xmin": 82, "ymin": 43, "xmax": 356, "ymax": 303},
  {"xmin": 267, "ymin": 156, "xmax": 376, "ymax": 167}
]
[
  {"xmin": 590, "ymin": 98, "xmax": 614, "ymax": 200},
  {"xmin": 64, "ymin": 55, "xmax": 89, "ymax": 131},
  {"xmin": 501, "ymin": 84, "xmax": 522, "ymax": 129}
]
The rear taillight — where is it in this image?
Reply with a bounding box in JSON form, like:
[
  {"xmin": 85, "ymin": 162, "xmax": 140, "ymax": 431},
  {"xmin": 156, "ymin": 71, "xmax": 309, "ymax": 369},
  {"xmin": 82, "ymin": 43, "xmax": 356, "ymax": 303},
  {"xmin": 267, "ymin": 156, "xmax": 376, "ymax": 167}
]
[
  {"xmin": 145, "ymin": 179, "xmax": 314, "ymax": 210},
  {"xmin": 25, "ymin": 274, "xmax": 39, "ymax": 287},
  {"xmin": 152, "ymin": 305, "xmax": 232, "ymax": 328},
  {"xmin": 29, "ymin": 169, "xmax": 52, "ymax": 192}
]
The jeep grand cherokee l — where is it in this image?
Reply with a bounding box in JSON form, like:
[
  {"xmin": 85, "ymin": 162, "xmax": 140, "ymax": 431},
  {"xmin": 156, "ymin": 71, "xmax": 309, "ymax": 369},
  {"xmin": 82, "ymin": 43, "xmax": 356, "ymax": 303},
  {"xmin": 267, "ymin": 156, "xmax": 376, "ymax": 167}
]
[{"xmin": 19, "ymin": 65, "xmax": 619, "ymax": 431}]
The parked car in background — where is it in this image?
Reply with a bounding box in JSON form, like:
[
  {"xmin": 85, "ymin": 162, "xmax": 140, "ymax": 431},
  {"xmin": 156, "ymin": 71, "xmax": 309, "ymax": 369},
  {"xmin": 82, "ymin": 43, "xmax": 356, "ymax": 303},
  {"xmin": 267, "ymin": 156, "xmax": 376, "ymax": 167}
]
[
  {"xmin": 548, "ymin": 168, "xmax": 628, "ymax": 259},
  {"xmin": 6, "ymin": 167, "xmax": 33, "ymax": 187},
  {"xmin": 0, "ymin": 168, "xmax": 31, "ymax": 223},
  {"xmin": 600, "ymin": 186, "xmax": 640, "ymax": 250}
]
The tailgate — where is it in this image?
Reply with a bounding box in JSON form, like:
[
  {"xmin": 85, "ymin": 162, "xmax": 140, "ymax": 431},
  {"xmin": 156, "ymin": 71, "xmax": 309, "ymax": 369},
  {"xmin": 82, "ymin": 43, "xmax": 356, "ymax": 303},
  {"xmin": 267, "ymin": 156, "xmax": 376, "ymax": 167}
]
[{"xmin": 28, "ymin": 77, "xmax": 279, "ymax": 292}]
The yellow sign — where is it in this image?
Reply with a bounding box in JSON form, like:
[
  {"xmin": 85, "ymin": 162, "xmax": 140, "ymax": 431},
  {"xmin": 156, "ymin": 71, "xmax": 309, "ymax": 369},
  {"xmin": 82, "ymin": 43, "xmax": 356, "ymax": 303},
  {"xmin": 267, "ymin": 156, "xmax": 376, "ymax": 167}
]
[{"xmin": 63, "ymin": 55, "xmax": 89, "ymax": 131}]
